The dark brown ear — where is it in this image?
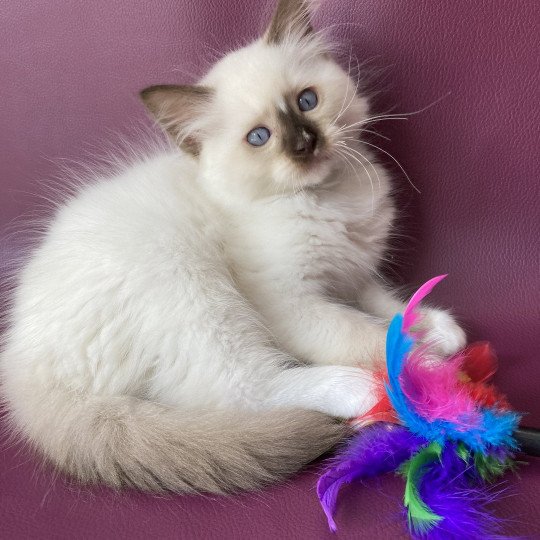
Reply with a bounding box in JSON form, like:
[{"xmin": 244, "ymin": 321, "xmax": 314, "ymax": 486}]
[
  {"xmin": 140, "ymin": 85, "xmax": 213, "ymax": 155},
  {"xmin": 264, "ymin": 0, "xmax": 314, "ymax": 44}
]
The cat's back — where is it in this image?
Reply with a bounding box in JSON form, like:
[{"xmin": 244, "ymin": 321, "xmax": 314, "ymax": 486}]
[
  {"xmin": 11, "ymin": 151, "xmax": 225, "ymax": 331},
  {"xmin": 53, "ymin": 152, "xmax": 208, "ymax": 246},
  {"xmin": 27, "ymin": 152, "xmax": 221, "ymax": 271},
  {"xmin": 3, "ymin": 151, "xmax": 228, "ymax": 392}
]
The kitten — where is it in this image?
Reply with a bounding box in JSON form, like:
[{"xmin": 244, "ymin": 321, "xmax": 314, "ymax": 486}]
[{"xmin": 0, "ymin": 0, "xmax": 465, "ymax": 493}]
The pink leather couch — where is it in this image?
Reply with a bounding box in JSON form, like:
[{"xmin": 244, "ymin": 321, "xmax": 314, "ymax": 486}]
[{"xmin": 1, "ymin": 1, "xmax": 539, "ymax": 537}]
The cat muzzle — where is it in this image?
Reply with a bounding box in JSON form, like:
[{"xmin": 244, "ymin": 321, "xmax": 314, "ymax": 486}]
[{"xmin": 293, "ymin": 126, "xmax": 318, "ymax": 157}]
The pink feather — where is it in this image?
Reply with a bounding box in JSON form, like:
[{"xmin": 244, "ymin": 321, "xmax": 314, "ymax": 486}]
[
  {"xmin": 400, "ymin": 350, "xmax": 481, "ymax": 427},
  {"xmin": 400, "ymin": 275, "xmax": 483, "ymax": 427},
  {"xmin": 402, "ymin": 274, "xmax": 447, "ymax": 334}
]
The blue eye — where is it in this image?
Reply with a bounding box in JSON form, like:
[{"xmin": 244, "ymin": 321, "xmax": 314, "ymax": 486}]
[
  {"xmin": 247, "ymin": 126, "xmax": 271, "ymax": 146},
  {"xmin": 298, "ymin": 88, "xmax": 318, "ymax": 112}
]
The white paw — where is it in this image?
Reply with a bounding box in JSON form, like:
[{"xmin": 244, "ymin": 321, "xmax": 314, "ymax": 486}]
[
  {"xmin": 419, "ymin": 308, "xmax": 467, "ymax": 357},
  {"xmin": 318, "ymin": 366, "xmax": 378, "ymax": 419}
]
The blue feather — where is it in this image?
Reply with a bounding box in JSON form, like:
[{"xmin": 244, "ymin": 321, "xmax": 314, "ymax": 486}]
[{"xmin": 384, "ymin": 314, "xmax": 520, "ymax": 452}]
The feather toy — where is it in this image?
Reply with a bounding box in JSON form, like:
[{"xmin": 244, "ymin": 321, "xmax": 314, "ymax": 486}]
[{"xmin": 317, "ymin": 275, "xmax": 521, "ymax": 538}]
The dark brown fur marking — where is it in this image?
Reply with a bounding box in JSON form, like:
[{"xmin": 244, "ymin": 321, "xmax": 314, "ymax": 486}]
[
  {"xmin": 277, "ymin": 102, "xmax": 325, "ymax": 163},
  {"xmin": 140, "ymin": 85, "xmax": 213, "ymax": 155}
]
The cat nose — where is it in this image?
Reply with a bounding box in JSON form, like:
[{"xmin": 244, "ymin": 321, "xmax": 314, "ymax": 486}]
[{"xmin": 294, "ymin": 126, "xmax": 317, "ymax": 156}]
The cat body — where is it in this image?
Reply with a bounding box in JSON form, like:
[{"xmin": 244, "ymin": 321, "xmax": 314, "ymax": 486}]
[{"xmin": 0, "ymin": 0, "xmax": 465, "ymax": 492}]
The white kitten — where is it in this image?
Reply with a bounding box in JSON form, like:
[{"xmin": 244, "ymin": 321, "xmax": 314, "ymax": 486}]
[{"xmin": 0, "ymin": 0, "xmax": 465, "ymax": 493}]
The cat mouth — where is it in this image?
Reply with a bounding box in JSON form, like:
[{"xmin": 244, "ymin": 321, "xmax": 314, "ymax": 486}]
[{"xmin": 294, "ymin": 147, "xmax": 331, "ymax": 169}]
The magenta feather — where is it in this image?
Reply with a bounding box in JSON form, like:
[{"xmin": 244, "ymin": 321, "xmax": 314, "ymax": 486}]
[
  {"xmin": 399, "ymin": 274, "xmax": 484, "ymax": 428},
  {"xmin": 402, "ymin": 275, "xmax": 447, "ymax": 334},
  {"xmin": 401, "ymin": 349, "xmax": 480, "ymax": 427}
]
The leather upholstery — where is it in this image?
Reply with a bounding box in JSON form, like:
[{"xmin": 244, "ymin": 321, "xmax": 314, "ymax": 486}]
[{"xmin": 1, "ymin": 0, "xmax": 538, "ymax": 537}]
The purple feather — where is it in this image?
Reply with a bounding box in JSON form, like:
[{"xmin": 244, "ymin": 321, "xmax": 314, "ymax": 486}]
[
  {"xmin": 317, "ymin": 424, "xmax": 426, "ymax": 532},
  {"xmin": 413, "ymin": 444, "xmax": 507, "ymax": 539}
]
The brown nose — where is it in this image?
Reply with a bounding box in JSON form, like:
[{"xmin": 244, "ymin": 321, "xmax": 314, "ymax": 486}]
[{"xmin": 294, "ymin": 126, "xmax": 317, "ymax": 156}]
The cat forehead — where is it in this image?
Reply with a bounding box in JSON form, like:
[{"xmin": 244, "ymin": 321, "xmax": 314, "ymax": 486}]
[{"xmin": 202, "ymin": 40, "xmax": 326, "ymax": 105}]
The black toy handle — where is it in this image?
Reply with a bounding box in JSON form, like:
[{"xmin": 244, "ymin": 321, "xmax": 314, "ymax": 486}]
[{"xmin": 516, "ymin": 427, "xmax": 540, "ymax": 456}]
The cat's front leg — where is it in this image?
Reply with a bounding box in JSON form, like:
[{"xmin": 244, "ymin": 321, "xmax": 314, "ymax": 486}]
[
  {"xmin": 416, "ymin": 308, "xmax": 467, "ymax": 356},
  {"xmin": 264, "ymin": 294, "xmax": 388, "ymax": 368},
  {"xmin": 360, "ymin": 279, "xmax": 467, "ymax": 356},
  {"xmin": 267, "ymin": 365, "xmax": 378, "ymax": 419}
]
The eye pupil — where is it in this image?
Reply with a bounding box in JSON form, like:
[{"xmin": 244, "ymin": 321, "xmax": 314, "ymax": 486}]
[
  {"xmin": 298, "ymin": 89, "xmax": 318, "ymax": 112},
  {"xmin": 247, "ymin": 126, "xmax": 271, "ymax": 146}
]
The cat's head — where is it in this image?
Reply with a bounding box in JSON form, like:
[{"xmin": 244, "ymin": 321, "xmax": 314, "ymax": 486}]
[{"xmin": 141, "ymin": 0, "xmax": 369, "ymax": 202}]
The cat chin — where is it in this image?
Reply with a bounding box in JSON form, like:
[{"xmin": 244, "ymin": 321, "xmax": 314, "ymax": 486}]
[
  {"xmin": 305, "ymin": 157, "xmax": 344, "ymax": 188},
  {"xmin": 272, "ymin": 156, "xmax": 335, "ymax": 194},
  {"xmin": 298, "ymin": 161, "xmax": 335, "ymax": 188}
]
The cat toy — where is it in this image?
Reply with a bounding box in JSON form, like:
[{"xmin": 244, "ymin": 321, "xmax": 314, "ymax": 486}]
[{"xmin": 317, "ymin": 275, "xmax": 524, "ymax": 539}]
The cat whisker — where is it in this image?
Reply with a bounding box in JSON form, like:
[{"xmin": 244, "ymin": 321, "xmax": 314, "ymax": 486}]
[
  {"xmin": 386, "ymin": 93, "xmax": 451, "ymax": 118},
  {"xmin": 331, "ymin": 49, "xmax": 355, "ymax": 125},
  {"xmin": 358, "ymin": 128, "xmax": 390, "ymax": 141},
  {"xmin": 336, "ymin": 142, "xmax": 381, "ymax": 192},
  {"xmin": 336, "ymin": 144, "xmax": 378, "ymax": 198},
  {"xmin": 339, "ymin": 128, "xmax": 390, "ymax": 142},
  {"xmin": 365, "ymin": 94, "xmax": 451, "ymax": 125},
  {"xmin": 335, "ymin": 71, "xmax": 362, "ymax": 126},
  {"xmin": 337, "ymin": 92, "xmax": 450, "ymax": 136},
  {"xmin": 331, "ymin": 52, "xmax": 362, "ymax": 126},
  {"xmin": 334, "ymin": 145, "xmax": 375, "ymax": 214},
  {"xmin": 360, "ymin": 140, "xmax": 420, "ymax": 193},
  {"xmin": 334, "ymin": 116, "xmax": 407, "ymax": 138}
]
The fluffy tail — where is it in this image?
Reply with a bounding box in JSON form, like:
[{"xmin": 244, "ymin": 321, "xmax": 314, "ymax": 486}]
[{"xmin": 4, "ymin": 387, "xmax": 346, "ymax": 493}]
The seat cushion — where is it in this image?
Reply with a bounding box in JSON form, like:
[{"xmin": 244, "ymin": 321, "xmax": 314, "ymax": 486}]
[
  {"xmin": 1, "ymin": 436, "xmax": 539, "ymax": 539},
  {"xmin": 0, "ymin": 0, "xmax": 538, "ymax": 538}
]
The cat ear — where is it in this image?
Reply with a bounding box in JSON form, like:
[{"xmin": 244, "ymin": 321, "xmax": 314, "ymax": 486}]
[
  {"xmin": 140, "ymin": 85, "xmax": 213, "ymax": 155},
  {"xmin": 264, "ymin": 0, "xmax": 314, "ymax": 44}
]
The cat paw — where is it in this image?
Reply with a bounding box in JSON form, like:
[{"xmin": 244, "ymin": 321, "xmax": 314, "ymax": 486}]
[
  {"xmin": 318, "ymin": 366, "xmax": 378, "ymax": 419},
  {"xmin": 419, "ymin": 308, "xmax": 467, "ymax": 357}
]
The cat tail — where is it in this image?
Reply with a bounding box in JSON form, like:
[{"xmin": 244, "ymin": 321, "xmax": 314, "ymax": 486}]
[{"xmin": 4, "ymin": 385, "xmax": 346, "ymax": 493}]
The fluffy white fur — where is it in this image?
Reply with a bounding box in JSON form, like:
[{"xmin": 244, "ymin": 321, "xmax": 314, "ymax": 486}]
[{"xmin": 0, "ymin": 0, "xmax": 465, "ymax": 492}]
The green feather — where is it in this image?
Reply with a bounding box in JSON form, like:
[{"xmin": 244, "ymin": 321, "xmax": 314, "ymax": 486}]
[
  {"xmin": 474, "ymin": 452, "xmax": 514, "ymax": 482},
  {"xmin": 400, "ymin": 442, "xmax": 443, "ymax": 533},
  {"xmin": 456, "ymin": 442, "xmax": 470, "ymax": 462}
]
